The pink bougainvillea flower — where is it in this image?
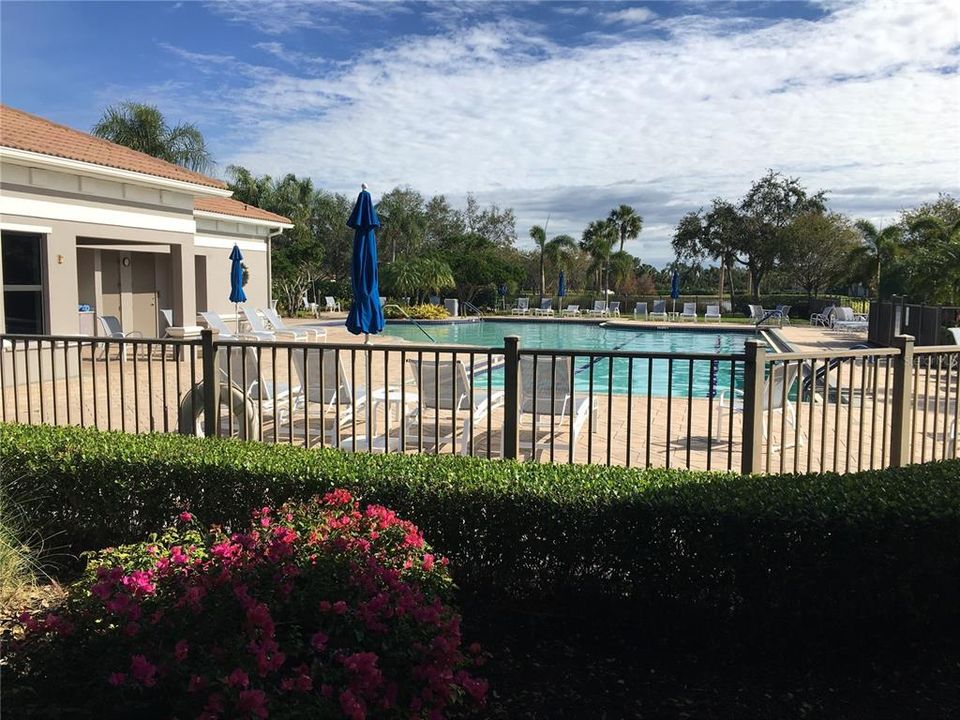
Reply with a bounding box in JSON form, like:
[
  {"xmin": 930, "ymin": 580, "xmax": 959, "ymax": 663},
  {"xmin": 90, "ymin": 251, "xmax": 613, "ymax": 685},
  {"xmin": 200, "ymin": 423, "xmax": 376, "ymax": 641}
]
[
  {"xmin": 130, "ymin": 654, "xmax": 157, "ymax": 687},
  {"xmin": 107, "ymin": 672, "xmax": 126, "ymax": 687},
  {"xmin": 122, "ymin": 570, "xmax": 156, "ymax": 596},
  {"xmin": 236, "ymin": 688, "xmax": 269, "ymax": 719},
  {"xmin": 227, "ymin": 667, "xmax": 250, "ymax": 689},
  {"xmin": 174, "ymin": 639, "xmax": 190, "ymax": 662},
  {"xmin": 310, "ymin": 631, "xmax": 328, "ymax": 652},
  {"xmin": 179, "ymin": 511, "xmax": 194, "ymax": 523},
  {"xmin": 422, "ymin": 554, "xmax": 435, "ymax": 572},
  {"xmin": 339, "ymin": 688, "xmax": 366, "ymax": 720}
]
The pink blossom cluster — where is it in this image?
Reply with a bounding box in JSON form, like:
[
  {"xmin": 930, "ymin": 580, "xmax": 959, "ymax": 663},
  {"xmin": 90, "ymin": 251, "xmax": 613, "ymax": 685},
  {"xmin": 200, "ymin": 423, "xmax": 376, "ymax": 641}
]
[{"xmin": 12, "ymin": 491, "xmax": 486, "ymax": 719}]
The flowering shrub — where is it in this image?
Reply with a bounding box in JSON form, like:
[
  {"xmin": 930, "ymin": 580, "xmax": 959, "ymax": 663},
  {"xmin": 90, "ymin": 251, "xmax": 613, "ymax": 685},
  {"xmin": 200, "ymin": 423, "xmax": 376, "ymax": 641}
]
[{"xmin": 5, "ymin": 492, "xmax": 487, "ymax": 719}]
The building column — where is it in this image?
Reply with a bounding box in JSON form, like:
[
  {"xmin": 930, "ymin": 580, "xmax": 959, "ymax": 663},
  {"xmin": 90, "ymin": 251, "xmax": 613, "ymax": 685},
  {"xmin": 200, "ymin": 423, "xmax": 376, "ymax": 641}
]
[{"xmin": 170, "ymin": 242, "xmax": 196, "ymax": 327}]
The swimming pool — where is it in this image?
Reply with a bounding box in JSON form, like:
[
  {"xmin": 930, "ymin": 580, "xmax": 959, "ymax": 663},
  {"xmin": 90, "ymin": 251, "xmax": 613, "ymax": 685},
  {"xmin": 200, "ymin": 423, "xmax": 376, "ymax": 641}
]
[{"xmin": 381, "ymin": 320, "xmax": 761, "ymax": 398}]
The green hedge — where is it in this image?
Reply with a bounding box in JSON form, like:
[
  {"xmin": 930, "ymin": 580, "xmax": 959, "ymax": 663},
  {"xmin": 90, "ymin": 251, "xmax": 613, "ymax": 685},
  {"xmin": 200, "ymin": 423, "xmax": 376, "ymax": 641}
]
[{"xmin": 2, "ymin": 423, "xmax": 959, "ymax": 631}]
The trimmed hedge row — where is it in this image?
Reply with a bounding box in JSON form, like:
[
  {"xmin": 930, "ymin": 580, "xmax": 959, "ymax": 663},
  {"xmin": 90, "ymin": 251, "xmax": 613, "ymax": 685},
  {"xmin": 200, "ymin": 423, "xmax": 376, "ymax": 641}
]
[{"xmin": 3, "ymin": 423, "xmax": 959, "ymax": 631}]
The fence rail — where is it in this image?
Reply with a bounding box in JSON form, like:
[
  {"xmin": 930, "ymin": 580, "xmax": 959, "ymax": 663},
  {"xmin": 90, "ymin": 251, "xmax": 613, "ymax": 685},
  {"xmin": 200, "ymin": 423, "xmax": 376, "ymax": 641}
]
[{"xmin": 2, "ymin": 331, "xmax": 957, "ymax": 474}]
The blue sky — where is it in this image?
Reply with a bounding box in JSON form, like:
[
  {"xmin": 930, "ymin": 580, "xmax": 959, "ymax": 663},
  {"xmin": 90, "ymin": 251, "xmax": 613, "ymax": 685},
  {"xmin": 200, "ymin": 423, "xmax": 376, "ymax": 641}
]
[{"xmin": 2, "ymin": 0, "xmax": 958, "ymax": 264}]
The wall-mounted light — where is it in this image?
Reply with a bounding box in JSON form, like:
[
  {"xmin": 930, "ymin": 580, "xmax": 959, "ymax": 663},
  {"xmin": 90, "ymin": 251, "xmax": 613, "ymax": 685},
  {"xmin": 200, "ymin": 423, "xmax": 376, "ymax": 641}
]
[
  {"xmin": 57, "ymin": 254, "xmax": 64, "ymax": 264},
  {"xmin": 122, "ymin": 257, "xmax": 131, "ymax": 267}
]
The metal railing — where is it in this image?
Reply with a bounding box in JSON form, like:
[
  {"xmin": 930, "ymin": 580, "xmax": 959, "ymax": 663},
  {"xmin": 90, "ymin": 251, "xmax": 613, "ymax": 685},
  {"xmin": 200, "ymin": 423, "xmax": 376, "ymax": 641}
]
[
  {"xmin": 382, "ymin": 304, "xmax": 438, "ymax": 343},
  {"xmin": 2, "ymin": 332, "xmax": 957, "ymax": 474},
  {"xmin": 461, "ymin": 300, "xmax": 484, "ymax": 317}
]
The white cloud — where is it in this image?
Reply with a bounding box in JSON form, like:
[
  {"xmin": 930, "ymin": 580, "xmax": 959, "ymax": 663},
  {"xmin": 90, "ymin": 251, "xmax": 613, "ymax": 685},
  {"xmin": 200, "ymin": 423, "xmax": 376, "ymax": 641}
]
[
  {"xmin": 600, "ymin": 7, "xmax": 658, "ymax": 25},
  {"xmin": 153, "ymin": 1, "xmax": 959, "ymax": 265}
]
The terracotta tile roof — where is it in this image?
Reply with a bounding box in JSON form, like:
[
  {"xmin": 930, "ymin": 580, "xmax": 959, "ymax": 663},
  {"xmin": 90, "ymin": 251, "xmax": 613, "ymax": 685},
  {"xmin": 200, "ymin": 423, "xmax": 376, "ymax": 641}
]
[
  {"xmin": 0, "ymin": 104, "xmax": 227, "ymax": 190},
  {"xmin": 194, "ymin": 196, "xmax": 292, "ymax": 225}
]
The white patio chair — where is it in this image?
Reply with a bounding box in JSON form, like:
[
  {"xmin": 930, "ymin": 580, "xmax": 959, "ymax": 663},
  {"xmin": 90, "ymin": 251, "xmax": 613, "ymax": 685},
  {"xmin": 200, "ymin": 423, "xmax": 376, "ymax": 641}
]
[
  {"xmin": 633, "ymin": 302, "xmax": 648, "ymax": 320},
  {"xmin": 323, "ymin": 296, "xmax": 341, "ymax": 313},
  {"xmin": 705, "ymin": 304, "xmax": 722, "ymax": 322},
  {"xmin": 97, "ymin": 315, "xmax": 143, "ymax": 360},
  {"xmin": 263, "ymin": 307, "xmax": 326, "ymax": 342},
  {"xmin": 218, "ymin": 345, "xmax": 294, "ymax": 430},
  {"xmin": 585, "ymin": 300, "xmax": 608, "ymax": 317},
  {"xmin": 810, "ymin": 305, "xmax": 835, "ymax": 327},
  {"xmin": 292, "ymin": 347, "xmax": 368, "ymax": 447},
  {"xmin": 300, "ymin": 292, "xmax": 319, "ymax": 318},
  {"xmin": 512, "ymin": 298, "xmax": 530, "ymax": 315},
  {"xmin": 201, "ymin": 310, "xmax": 273, "ymax": 341},
  {"xmin": 679, "ymin": 302, "xmax": 698, "ymax": 322},
  {"xmin": 561, "ymin": 304, "xmax": 581, "ymax": 317},
  {"xmin": 242, "ymin": 306, "xmax": 303, "ymax": 341},
  {"xmin": 404, "ymin": 359, "xmax": 504, "ymax": 455},
  {"xmin": 533, "ymin": 298, "xmax": 554, "ymax": 316},
  {"xmin": 650, "ymin": 300, "xmax": 668, "ymax": 320},
  {"xmin": 718, "ymin": 362, "xmax": 803, "ymax": 452},
  {"xmin": 831, "ymin": 307, "xmax": 868, "ymax": 333},
  {"xmin": 516, "ymin": 356, "xmax": 596, "ymax": 459},
  {"xmin": 607, "ymin": 301, "xmax": 621, "ymax": 317},
  {"xmin": 776, "ymin": 305, "xmax": 792, "ymax": 325}
]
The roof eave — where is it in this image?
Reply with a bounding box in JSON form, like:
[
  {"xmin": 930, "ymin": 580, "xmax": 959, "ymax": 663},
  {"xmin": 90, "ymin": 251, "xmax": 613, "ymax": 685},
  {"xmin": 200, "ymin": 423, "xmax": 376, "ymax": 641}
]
[
  {"xmin": 0, "ymin": 146, "xmax": 232, "ymax": 197},
  {"xmin": 194, "ymin": 209, "xmax": 294, "ymax": 229}
]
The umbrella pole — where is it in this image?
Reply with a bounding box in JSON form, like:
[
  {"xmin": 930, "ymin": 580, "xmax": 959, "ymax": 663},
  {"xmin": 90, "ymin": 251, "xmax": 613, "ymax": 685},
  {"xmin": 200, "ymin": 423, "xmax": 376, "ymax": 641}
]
[
  {"xmin": 235, "ymin": 303, "xmax": 240, "ymax": 333},
  {"xmin": 364, "ymin": 333, "xmax": 371, "ymax": 345}
]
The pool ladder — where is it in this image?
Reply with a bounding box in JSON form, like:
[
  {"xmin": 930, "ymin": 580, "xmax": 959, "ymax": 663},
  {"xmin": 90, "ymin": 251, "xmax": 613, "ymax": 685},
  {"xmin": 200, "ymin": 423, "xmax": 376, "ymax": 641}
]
[{"xmin": 382, "ymin": 304, "xmax": 438, "ymax": 343}]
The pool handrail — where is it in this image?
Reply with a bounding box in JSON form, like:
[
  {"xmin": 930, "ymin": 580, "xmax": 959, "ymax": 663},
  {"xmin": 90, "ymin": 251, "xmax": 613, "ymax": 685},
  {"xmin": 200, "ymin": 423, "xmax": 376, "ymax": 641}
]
[{"xmin": 382, "ymin": 304, "xmax": 438, "ymax": 343}]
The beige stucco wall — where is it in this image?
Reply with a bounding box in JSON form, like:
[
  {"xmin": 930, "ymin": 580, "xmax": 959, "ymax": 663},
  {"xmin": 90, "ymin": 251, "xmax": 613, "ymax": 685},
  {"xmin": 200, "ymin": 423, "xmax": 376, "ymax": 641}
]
[{"xmin": 193, "ymin": 243, "xmax": 270, "ymax": 316}]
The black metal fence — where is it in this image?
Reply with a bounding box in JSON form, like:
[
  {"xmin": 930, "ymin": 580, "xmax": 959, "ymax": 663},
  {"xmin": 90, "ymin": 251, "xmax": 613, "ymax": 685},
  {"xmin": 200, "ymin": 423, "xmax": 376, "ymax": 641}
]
[
  {"xmin": 2, "ymin": 331, "xmax": 957, "ymax": 474},
  {"xmin": 869, "ymin": 299, "xmax": 960, "ymax": 346}
]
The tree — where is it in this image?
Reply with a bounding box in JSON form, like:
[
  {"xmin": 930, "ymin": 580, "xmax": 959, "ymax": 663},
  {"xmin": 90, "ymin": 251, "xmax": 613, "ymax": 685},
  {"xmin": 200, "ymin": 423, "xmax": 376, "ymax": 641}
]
[
  {"xmin": 381, "ymin": 257, "xmax": 454, "ymax": 304},
  {"xmin": 377, "ymin": 187, "xmax": 426, "ymax": 262},
  {"xmin": 443, "ymin": 235, "xmax": 525, "ymax": 304},
  {"xmin": 92, "ymin": 102, "xmax": 212, "ymax": 172},
  {"xmin": 608, "ymin": 250, "xmax": 636, "ymax": 294},
  {"xmin": 464, "ymin": 194, "xmax": 517, "ymax": 247},
  {"xmin": 782, "ymin": 212, "xmax": 861, "ymax": 300},
  {"xmin": 529, "ymin": 225, "xmax": 548, "ymax": 295},
  {"xmin": 543, "ymin": 234, "xmax": 577, "ymax": 291},
  {"xmin": 851, "ymin": 220, "xmax": 902, "ymax": 297},
  {"xmin": 899, "ymin": 198, "xmax": 960, "ymax": 304},
  {"xmin": 608, "ymin": 204, "xmax": 643, "ymax": 253},
  {"xmin": 739, "ymin": 171, "xmax": 826, "ymax": 299},
  {"xmin": 580, "ymin": 219, "xmax": 617, "ymax": 293}
]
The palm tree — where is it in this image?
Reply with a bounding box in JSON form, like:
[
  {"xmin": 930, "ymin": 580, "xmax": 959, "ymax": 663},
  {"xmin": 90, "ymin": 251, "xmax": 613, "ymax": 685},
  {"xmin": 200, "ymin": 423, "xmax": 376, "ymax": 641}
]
[
  {"xmin": 92, "ymin": 102, "xmax": 213, "ymax": 173},
  {"xmin": 609, "ymin": 204, "xmax": 643, "ymax": 253},
  {"xmin": 543, "ymin": 234, "xmax": 577, "ymax": 291},
  {"xmin": 580, "ymin": 220, "xmax": 617, "ymax": 294},
  {"xmin": 529, "ymin": 224, "xmax": 548, "ymax": 294},
  {"xmin": 853, "ymin": 220, "xmax": 902, "ymax": 296}
]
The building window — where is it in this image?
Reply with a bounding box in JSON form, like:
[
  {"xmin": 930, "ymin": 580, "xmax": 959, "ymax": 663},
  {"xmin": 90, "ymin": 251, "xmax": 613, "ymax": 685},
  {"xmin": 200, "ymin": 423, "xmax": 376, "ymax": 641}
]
[{"xmin": 2, "ymin": 232, "xmax": 46, "ymax": 334}]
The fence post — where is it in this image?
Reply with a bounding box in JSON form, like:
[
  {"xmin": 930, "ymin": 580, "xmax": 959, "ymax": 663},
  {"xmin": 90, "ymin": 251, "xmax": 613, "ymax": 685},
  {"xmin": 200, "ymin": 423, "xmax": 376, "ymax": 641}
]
[
  {"xmin": 201, "ymin": 329, "xmax": 217, "ymax": 438},
  {"xmin": 502, "ymin": 335, "xmax": 520, "ymax": 460},
  {"xmin": 890, "ymin": 334, "xmax": 915, "ymax": 467},
  {"xmin": 740, "ymin": 339, "xmax": 766, "ymax": 474}
]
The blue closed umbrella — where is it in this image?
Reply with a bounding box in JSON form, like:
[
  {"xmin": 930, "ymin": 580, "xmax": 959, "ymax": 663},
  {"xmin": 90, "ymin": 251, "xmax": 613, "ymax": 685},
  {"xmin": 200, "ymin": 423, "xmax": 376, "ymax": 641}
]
[
  {"xmin": 346, "ymin": 184, "xmax": 384, "ymax": 339},
  {"xmin": 229, "ymin": 244, "xmax": 246, "ymax": 332},
  {"xmin": 670, "ymin": 269, "xmax": 680, "ymax": 313},
  {"xmin": 557, "ymin": 271, "xmax": 566, "ymax": 315}
]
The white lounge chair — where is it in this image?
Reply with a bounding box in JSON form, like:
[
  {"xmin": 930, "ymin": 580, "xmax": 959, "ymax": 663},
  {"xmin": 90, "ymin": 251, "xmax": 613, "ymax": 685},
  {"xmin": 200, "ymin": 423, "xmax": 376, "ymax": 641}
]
[
  {"xmin": 533, "ymin": 298, "xmax": 554, "ymax": 316},
  {"xmin": 705, "ymin": 304, "xmax": 722, "ymax": 322},
  {"xmin": 292, "ymin": 347, "xmax": 368, "ymax": 448},
  {"xmin": 831, "ymin": 307, "xmax": 868, "ymax": 333},
  {"xmin": 404, "ymin": 359, "xmax": 504, "ymax": 455},
  {"xmin": 97, "ymin": 314, "xmax": 143, "ymax": 360},
  {"xmin": 585, "ymin": 300, "xmax": 608, "ymax": 317},
  {"xmin": 948, "ymin": 327, "xmax": 960, "ymax": 346},
  {"xmin": 718, "ymin": 362, "xmax": 803, "ymax": 452},
  {"xmin": 242, "ymin": 306, "xmax": 303, "ymax": 341},
  {"xmin": 607, "ymin": 301, "xmax": 621, "ymax": 317},
  {"xmin": 776, "ymin": 305, "xmax": 792, "ymax": 325},
  {"xmin": 650, "ymin": 300, "xmax": 668, "ymax": 320},
  {"xmin": 679, "ymin": 302, "xmax": 698, "ymax": 322},
  {"xmin": 516, "ymin": 356, "xmax": 596, "ymax": 459},
  {"xmin": 323, "ymin": 296, "xmax": 341, "ymax": 313},
  {"xmin": 633, "ymin": 302, "xmax": 648, "ymax": 320},
  {"xmin": 512, "ymin": 298, "xmax": 530, "ymax": 315},
  {"xmin": 200, "ymin": 311, "xmax": 272, "ymax": 341},
  {"xmin": 561, "ymin": 304, "xmax": 581, "ymax": 317},
  {"xmin": 262, "ymin": 307, "xmax": 326, "ymax": 342}
]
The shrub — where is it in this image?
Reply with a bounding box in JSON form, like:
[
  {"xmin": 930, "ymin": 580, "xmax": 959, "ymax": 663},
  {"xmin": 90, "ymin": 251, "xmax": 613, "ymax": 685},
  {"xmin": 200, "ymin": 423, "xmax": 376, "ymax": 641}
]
[
  {"xmin": 2, "ymin": 424, "xmax": 959, "ymax": 634},
  {"xmin": 5, "ymin": 491, "xmax": 486, "ymax": 718},
  {"xmin": 383, "ymin": 304, "xmax": 449, "ymax": 320}
]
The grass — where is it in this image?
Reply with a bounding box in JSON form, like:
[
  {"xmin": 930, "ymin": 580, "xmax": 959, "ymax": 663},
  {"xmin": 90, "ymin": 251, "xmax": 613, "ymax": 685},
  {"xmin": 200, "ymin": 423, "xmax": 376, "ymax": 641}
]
[{"xmin": 0, "ymin": 483, "xmax": 56, "ymax": 611}]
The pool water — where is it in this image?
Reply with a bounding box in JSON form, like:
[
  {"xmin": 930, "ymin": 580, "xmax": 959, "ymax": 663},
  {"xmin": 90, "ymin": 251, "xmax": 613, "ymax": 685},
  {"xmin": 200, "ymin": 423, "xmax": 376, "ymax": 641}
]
[{"xmin": 381, "ymin": 320, "xmax": 760, "ymax": 398}]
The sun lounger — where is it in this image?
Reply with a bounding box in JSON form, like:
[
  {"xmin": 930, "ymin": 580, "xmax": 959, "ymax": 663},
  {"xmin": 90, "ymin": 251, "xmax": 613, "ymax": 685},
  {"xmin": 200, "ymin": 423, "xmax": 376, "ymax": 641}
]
[
  {"xmin": 650, "ymin": 300, "xmax": 668, "ymax": 320},
  {"xmin": 512, "ymin": 298, "xmax": 530, "ymax": 315},
  {"xmin": 533, "ymin": 298, "xmax": 554, "ymax": 316},
  {"xmin": 679, "ymin": 302, "xmax": 698, "ymax": 322},
  {"xmin": 705, "ymin": 305, "xmax": 722, "ymax": 322},
  {"xmin": 561, "ymin": 304, "xmax": 581, "ymax": 317}
]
